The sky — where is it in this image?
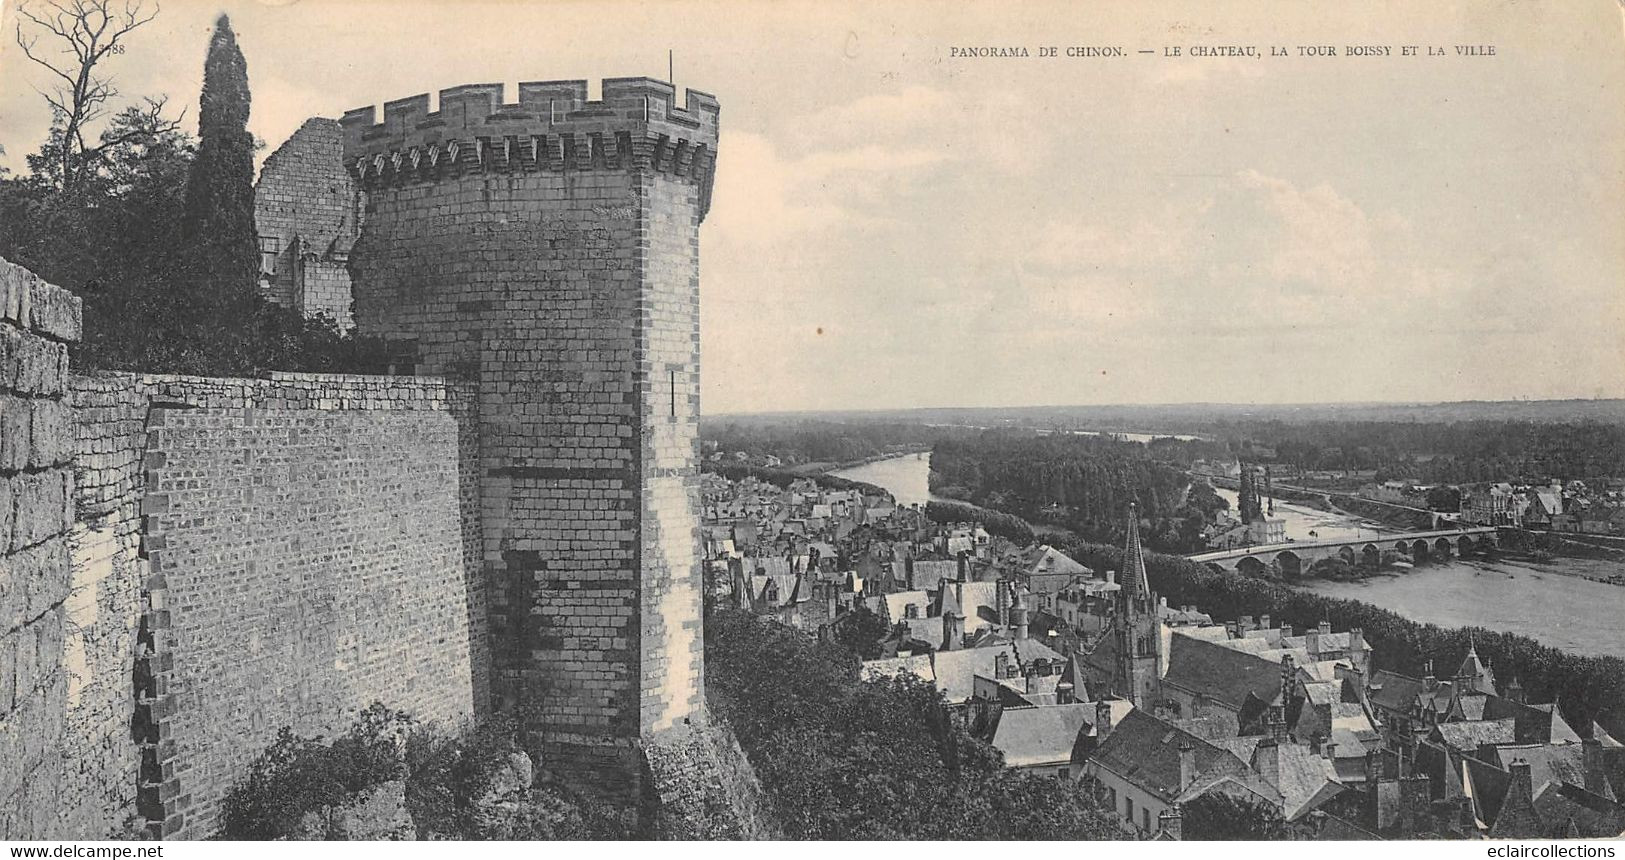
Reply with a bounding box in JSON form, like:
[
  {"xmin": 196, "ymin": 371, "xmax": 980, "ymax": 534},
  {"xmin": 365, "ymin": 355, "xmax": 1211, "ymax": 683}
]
[{"xmin": 2, "ymin": 0, "xmax": 1623, "ymax": 414}]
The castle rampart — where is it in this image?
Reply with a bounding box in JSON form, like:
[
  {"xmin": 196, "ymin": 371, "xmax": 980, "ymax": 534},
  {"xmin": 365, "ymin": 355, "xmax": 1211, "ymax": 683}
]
[{"xmin": 342, "ymin": 77, "xmax": 718, "ymax": 803}]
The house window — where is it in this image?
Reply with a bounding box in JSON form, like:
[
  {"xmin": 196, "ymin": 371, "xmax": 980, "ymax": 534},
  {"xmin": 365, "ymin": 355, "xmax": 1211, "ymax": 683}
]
[
  {"xmin": 258, "ymin": 235, "xmax": 281, "ymax": 277},
  {"xmin": 1058, "ymin": 767, "xmax": 1070, "ymax": 780},
  {"xmin": 1143, "ymin": 808, "xmax": 1151, "ymax": 831},
  {"xmin": 1125, "ymin": 796, "xmax": 1134, "ymax": 822}
]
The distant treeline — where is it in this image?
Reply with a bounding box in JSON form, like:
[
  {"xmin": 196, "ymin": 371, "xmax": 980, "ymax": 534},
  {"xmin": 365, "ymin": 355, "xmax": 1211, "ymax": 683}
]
[
  {"xmin": 1051, "ymin": 536, "xmax": 1625, "ymax": 739},
  {"xmin": 703, "ymin": 462, "xmax": 889, "ymax": 499},
  {"xmin": 700, "ymin": 419, "xmax": 952, "ymax": 465},
  {"xmin": 929, "ymin": 432, "xmax": 1221, "ymax": 551},
  {"xmin": 1216, "ymin": 420, "xmax": 1625, "ymax": 484},
  {"xmin": 924, "ymin": 501, "xmax": 1035, "ymax": 543}
]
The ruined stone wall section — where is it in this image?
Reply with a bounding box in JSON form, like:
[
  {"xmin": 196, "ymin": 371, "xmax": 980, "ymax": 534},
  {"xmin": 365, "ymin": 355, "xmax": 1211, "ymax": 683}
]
[
  {"xmin": 254, "ymin": 117, "xmax": 360, "ymax": 327},
  {"xmin": 0, "ymin": 257, "xmax": 87, "ymax": 838}
]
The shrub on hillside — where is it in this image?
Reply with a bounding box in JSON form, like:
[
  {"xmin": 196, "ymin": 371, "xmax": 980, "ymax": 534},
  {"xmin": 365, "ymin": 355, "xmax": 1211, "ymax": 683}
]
[
  {"xmin": 704, "ymin": 609, "xmax": 1123, "ymax": 839},
  {"xmin": 219, "ymin": 704, "xmax": 627, "ymax": 840}
]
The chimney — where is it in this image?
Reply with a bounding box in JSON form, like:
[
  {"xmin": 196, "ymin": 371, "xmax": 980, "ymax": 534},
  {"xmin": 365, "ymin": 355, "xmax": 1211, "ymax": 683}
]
[
  {"xmin": 957, "ymin": 551, "xmax": 969, "ymax": 582},
  {"xmin": 1157, "ymin": 806, "xmax": 1183, "ymax": 841},
  {"xmin": 941, "ymin": 610, "xmax": 962, "ymax": 652},
  {"xmin": 1323, "ymin": 740, "xmax": 1338, "ymax": 761},
  {"xmin": 996, "ymin": 579, "xmax": 1012, "ymax": 627},
  {"xmin": 1057, "ymin": 682, "xmax": 1076, "ymax": 705},
  {"xmin": 1350, "ymin": 627, "xmax": 1365, "ymax": 652},
  {"xmin": 1260, "ymin": 614, "xmax": 1271, "ymax": 630},
  {"xmin": 1281, "ymin": 623, "xmax": 1293, "ymax": 640},
  {"xmin": 1178, "ymin": 739, "xmax": 1197, "ymax": 789},
  {"xmin": 1095, "ymin": 700, "xmax": 1114, "ymax": 741},
  {"xmin": 1255, "ymin": 735, "xmax": 1281, "ymax": 787},
  {"xmin": 1012, "ymin": 591, "xmax": 1029, "ymax": 641},
  {"xmin": 1424, "ymin": 659, "xmax": 1437, "ymax": 691},
  {"xmin": 1319, "ymin": 620, "xmax": 1333, "ymax": 636},
  {"xmin": 1583, "ymin": 738, "xmax": 1607, "ymax": 796},
  {"xmin": 993, "ymin": 652, "xmax": 1009, "ymax": 679},
  {"xmin": 1240, "ymin": 615, "xmax": 1255, "ymax": 630},
  {"xmin": 1511, "ymin": 760, "xmax": 1533, "ymax": 801},
  {"xmin": 1106, "ymin": 569, "xmax": 1117, "ymax": 585}
]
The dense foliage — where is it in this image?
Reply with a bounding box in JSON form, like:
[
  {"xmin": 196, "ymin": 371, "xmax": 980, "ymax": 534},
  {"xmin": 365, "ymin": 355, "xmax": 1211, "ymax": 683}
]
[
  {"xmin": 704, "ymin": 609, "xmax": 1124, "ymax": 839},
  {"xmin": 1048, "ymin": 537, "xmax": 1625, "ymax": 738},
  {"xmin": 0, "ymin": 14, "xmax": 384, "ymax": 377},
  {"xmin": 924, "ymin": 501, "xmax": 1035, "ymax": 543},
  {"xmin": 219, "ymin": 704, "xmax": 625, "ymax": 840},
  {"xmin": 1181, "ymin": 793, "xmax": 1294, "ymax": 840},
  {"xmin": 930, "ymin": 432, "xmax": 1214, "ymax": 551}
]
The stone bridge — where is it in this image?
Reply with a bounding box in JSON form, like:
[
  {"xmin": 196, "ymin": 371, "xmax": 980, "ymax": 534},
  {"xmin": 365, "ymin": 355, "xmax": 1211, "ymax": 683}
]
[{"xmin": 1187, "ymin": 527, "xmax": 1501, "ymax": 578}]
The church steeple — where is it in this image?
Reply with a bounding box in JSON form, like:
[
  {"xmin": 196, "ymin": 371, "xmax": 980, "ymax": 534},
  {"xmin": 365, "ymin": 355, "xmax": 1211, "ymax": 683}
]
[
  {"xmin": 1456, "ymin": 636, "xmax": 1496, "ymax": 694},
  {"xmin": 1123, "ymin": 502, "xmax": 1151, "ymax": 605}
]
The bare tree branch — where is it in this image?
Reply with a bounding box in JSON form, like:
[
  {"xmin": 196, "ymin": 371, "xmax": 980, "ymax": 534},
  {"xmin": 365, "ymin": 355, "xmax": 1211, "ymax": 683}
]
[{"xmin": 12, "ymin": 0, "xmax": 159, "ymax": 189}]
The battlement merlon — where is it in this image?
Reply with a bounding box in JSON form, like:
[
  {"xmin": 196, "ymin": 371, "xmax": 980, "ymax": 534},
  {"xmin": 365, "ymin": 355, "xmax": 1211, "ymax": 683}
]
[{"xmin": 339, "ymin": 78, "xmax": 720, "ymax": 217}]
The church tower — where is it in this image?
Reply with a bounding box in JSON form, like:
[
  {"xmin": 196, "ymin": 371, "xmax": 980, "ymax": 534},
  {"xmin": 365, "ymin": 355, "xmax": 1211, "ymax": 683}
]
[{"xmin": 1116, "ymin": 503, "xmax": 1162, "ymax": 708}]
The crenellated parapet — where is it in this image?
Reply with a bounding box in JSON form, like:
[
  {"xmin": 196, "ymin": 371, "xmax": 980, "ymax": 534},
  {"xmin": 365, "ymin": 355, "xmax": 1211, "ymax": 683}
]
[{"xmin": 340, "ymin": 77, "xmax": 721, "ymax": 218}]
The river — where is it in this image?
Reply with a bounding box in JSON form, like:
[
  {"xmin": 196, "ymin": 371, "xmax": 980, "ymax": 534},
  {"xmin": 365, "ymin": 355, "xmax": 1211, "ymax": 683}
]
[
  {"xmin": 829, "ymin": 452, "xmax": 949, "ymax": 508},
  {"xmin": 839, "ymin": 454, "xmax": 1625, "ymax": 657}
]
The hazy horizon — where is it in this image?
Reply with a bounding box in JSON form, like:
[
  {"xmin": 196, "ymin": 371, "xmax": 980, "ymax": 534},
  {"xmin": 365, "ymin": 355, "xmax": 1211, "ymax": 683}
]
[{"xmin": 3, "ymin": 0, "xmax": 1622, "ymax": 412}]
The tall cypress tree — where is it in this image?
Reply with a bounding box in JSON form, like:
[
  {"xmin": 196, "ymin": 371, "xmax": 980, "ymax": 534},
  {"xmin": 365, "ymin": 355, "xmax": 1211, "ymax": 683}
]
[{"xmin": 179, "ymin": 14, "xmax": 259, "ymax": 365}]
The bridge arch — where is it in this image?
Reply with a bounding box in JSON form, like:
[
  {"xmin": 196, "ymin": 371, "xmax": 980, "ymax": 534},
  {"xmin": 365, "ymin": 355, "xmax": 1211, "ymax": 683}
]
[
  {"xmin": 1338, "ymin": 546, "xmax": 1356, "ymax": 565},
  {"xmin": 1361, "ymin": 544, "xmax": 1380, "ymax": 567},
  {"xmin": 1411, "ymin": 540, "xmax": 1431, "ymax": 564},
  {"xmin": 1394, "ymin": 541, "xmax": 1413, "ymax": 557},
  {"xmin": 1458, "ymin": 535, "xmax": 1476, "ymax": 556},
  {"xmin": 1433, "ymin": 537, "xmax": 1453, "ymax": 559},
  {"xmin": 1205, "ymin": 562, "xmax": 1229, "ymax": 575},
  {"xmin": 1274, "ymin": 550, "xmax": 1303, "ymax": 579},
  {"xmin": 1236, "ymin": 556, "xmax": 1268, "ymax": 578}
]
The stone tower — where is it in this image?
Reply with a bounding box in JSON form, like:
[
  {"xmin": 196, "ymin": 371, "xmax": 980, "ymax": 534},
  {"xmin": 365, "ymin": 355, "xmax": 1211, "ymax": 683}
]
[{"xmin": 340, "ymin": 78, "xmax": 719, "ymax": 801}]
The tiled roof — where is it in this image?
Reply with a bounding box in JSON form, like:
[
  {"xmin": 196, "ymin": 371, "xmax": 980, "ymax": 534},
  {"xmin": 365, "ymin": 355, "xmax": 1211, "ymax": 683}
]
[
  {"xmin": 1163, "ymin": 632, "xmax": 1290, "ymax": 711},
  {"xmin": 1256, "ymin": 741, "xmax": 1343, "ymax": 820},
  {"xmin": 883, "ymin": 590, "xmax": 929, "ymax": 622},
  {"xmin": 862, "ymin": 654, "xmax": 935, "ymax": 684},
  {"xmin": 1368, "ymin": 669, "xmax": 1426, "ymax": 713},
  {"xmin": 912, "ymin": 560, "xmax": 957, "ymax": 593},
  {"xmin": 1436, "ymin": 719, "xmax": 1518, "ymax": 751},
  {"xmin": 1495, "ymin": 743, "xmax": 1586, "ymax": 792},
  {"xmin": 1534, "ymin": 782, "xmax": 1625, "ymax": 838},
  {"xmin": 1089, "ymin": 709, "xmax": 1250, "ymax": 802},
  {"xmin": 990, "ymin": 703, "xmax": 1096, "ymax": 767},
  {"xmin": 930, "ymin": 640, "xmax": 1062, "ymax": 704}
]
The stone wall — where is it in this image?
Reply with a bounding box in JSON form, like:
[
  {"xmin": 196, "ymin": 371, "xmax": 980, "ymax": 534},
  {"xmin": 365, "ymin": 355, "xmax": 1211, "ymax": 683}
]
[
  {"xmin": 342, "ymin": 77, "xmax": 718, "ymax": 803},
  {"xmin": 92, "ymin": 372, "xmax": 483, "ymax": 838},
  {"xmin": 643, "ymin": 719, "xmax": 776, "ymax": 840},
  {"xmin": 0, "ymin": 257, "xmax": 89, "ymax": 838}
]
